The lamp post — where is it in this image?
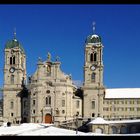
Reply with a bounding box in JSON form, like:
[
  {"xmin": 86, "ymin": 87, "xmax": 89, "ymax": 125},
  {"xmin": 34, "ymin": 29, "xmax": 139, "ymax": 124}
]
[
  {"xmin": 76, "ymin": 112, "xmax": 79, "ymax": 134},
  {"xmin": 41, "ymin": 108, "xmax": 43, "ymax": 123}
]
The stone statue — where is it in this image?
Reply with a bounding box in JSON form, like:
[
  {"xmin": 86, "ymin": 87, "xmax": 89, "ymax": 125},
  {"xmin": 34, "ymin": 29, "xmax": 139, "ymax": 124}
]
[
  {"xmin": 47, "ymin": 52, "xmax": 51, "ymax": 61},
  {"xmin": 56, "ymin": 56, "xmax": 60, "ymax": 61}
]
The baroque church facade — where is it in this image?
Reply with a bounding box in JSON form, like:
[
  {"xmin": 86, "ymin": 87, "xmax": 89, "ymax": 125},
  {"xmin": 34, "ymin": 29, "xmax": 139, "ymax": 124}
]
[
  {"xmin": 3, "ymin": 32, "xmax": 82, "ymax": 124},
  {"xmin": 2, "ymin": 27, "xmax": 140, "ymax": 128}
]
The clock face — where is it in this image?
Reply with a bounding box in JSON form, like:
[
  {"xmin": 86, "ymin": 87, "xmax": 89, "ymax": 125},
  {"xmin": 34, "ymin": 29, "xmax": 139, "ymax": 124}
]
[
  {"xmin": 9, "ymin": 67, "xmax": 15, "ymax": 73},
  {"xmin": 91, "ymin": 65, "xmax": 95, "ymax": 71}
]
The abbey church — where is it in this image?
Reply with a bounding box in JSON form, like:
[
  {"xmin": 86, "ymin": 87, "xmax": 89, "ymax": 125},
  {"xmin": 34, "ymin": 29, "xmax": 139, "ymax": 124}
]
[{"xmin": 2, "ymin": 27, "xmax": 140, "ymax": 132}]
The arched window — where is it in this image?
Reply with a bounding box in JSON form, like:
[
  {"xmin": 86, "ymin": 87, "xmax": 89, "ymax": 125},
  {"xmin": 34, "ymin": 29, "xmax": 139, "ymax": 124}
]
[
  {"xmin": 10, "ymin": 57, "xmax": 12, "ymax": 65},
  {"xmin": 11, "ymin": 75, "xmax": 14, "ymax": 84},
  {"xmin": 94, "ymin": 53, "xmax": 97, "ymax": 62},
  {"xmin": 92, "ymin": 113, "xmax": 95, "ymax": 117},
  {"xmin": 46, "ymin": 97, "xmax": 48, "ymax": 105},
  {"xmin": 62, "ymin": 100, "xmax": 65, "ymax": 107},
  {"xmin": 10, "ymin": 101, "xmax": 14, "ymax": 109},
  {"xmin": 10, "ymin": 56, "xmax": 16, "ymax": 65},
  {"xmin": 46, "ymin": 96, "xmax": 51, "ymax": 106},
  {"xmin": 91, "ymin": 101, "xmax": 95, "ymax": 109},
  {"xmin": 90, "ymin": 53, "xmax": 93, "ymax": 62},
  {"xmin": 91, "ymin": 73, "xmax": 95, "ymax": 82},
  {"xmin": 48, "ymin": 96, "xmax": 51, "ymax": 105},
  {"xmin": 13, "ymin": 56, "xmax": 15, "ymax": 64}
]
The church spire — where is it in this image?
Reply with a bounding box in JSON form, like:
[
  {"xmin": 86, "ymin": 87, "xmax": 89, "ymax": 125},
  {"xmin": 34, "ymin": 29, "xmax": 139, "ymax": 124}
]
[
  {"xmin": 92, "ymin": 21, "xmax": 96, "ymax": 34},
  {"xmin": 13, "ymin": 28, "xmax": 17, "ymax": 41}
]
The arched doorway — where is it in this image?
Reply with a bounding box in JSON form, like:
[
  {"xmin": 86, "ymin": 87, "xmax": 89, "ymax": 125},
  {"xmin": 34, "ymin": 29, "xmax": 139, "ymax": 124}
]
[
  {"xmin": 130, "ymin": 125, "xmax": 137, "ymax": 133},
  {"xmin": 95, "ymin": 127, "xmax": 103, "ymax": 134},
  {"xmin": 45, "ymin": 114, "xmax": 52, "ymax": 123},
  {"xmin": 111, "ymin": 126, "xmax": 118, "ymax": 134},
  {"xmin": 120, "ymin": 125, "xmax": 127, "ymax": 134}
]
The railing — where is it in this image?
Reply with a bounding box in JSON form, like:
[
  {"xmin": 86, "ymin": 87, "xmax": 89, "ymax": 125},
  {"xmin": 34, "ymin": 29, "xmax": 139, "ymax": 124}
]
[{"xmin": 58, "ymin": 118, "xmax": 77, "ymax": 130}]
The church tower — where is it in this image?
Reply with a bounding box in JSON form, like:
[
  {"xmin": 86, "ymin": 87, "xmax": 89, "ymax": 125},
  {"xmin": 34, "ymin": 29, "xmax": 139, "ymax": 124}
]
[
  {"xmin": 3, "ymin": 30, "xmax": 27, "ymax": 123},
  {"xmin": 83, "ymin": 24, "xmax": 105, "ymax": 119}
]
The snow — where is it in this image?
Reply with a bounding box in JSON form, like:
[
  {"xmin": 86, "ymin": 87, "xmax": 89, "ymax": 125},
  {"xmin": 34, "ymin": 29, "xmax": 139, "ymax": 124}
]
[
  {"xmin": 0, "ymin": 123, "xmax": 52, "ymax": 135},
  {"xmin": 105, "ymin": 88, "xmax": 140, "ymax": 98},
  {"xmin": 88, "ymin": 117, "xmax": 108, "ymax": 124},
  {"xmin": 88, "ymin": 117, "xmax": 140, "ymax": 125},
  {"xmin": 0, "ymin": 123, "xmax": 87, "ymax": 136},
  {"xmin": 0, "ymin": 123, "xmax": 140, "ymax": 136},
  {"xmin": 91, "ymin": 34, "xmax": 99, "ymax": 38}
]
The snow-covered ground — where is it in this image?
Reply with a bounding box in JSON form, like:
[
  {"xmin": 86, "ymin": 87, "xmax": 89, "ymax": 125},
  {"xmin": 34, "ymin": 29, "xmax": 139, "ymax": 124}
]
[
  {"xmin": 0, "ymin": 123, "xmax": 89, "ymax": 136},
  {"xmin": 0, "ymin": 123, "xmax": 140, "ymax": 136}
]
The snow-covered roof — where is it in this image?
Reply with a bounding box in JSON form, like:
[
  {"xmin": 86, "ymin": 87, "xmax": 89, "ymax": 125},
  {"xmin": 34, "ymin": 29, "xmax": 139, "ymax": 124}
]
[
  {"xmin": 105, "ymin": 88, "xmax": 140, "ymax": 99},
  {"xmin": 88, "ymin": 117, "xmax": 108, "ymax": 124},
  {"xmin": 88, "ymin": 117, "xmax": 140, "ymax": 125},
  {"xmin": 91, "ymin": 34, "xmax": 99, "ymax": 38}
]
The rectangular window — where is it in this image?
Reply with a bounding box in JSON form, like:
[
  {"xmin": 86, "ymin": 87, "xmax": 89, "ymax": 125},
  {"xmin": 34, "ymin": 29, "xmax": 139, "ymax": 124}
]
[
  {"xmin": 137, "ymin": 108, "xmax": 140, "ymax": 111},
  {"xmin": 137, "ymin": 101, "xmax": 140, "ymax": 104},
  {"xmin": 91, "ymin": 101, "xmax": 95, "ymax": 109},
  {"xmin": 76, "ymin": 100, "xmax": 80, "ymax": 108},
  {"xmin": 132, "ymin": 100, "xmax": 134, "ymax": 104},
  {"xmin": 62, "ymin": 100, "xmax": 65, "ymax": 107},
  {"xmin": 121, "ymin": 101, "xmax": 124, "ymax": 104}
]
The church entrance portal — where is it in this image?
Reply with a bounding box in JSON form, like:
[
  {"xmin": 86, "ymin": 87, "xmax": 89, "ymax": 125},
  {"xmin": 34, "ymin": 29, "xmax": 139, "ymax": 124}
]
[{"xmin": 45, "ymin": 114, "xmax": 52, "ymax": 123}]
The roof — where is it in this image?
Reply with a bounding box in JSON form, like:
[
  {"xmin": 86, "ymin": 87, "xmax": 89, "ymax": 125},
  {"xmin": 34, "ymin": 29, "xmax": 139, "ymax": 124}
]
[
  {"xmin": 88, "ymin": 117, "xmax": 140, "ymax": 125},
  {"xmin": 5, "ymin": 39, "xmax": 24, "ymax": 53},
  {"xmin": 85, "ymin": 34, "xmax": 101, "ymax": 44},
  {"xmin": 105, "ymin": 88, "xmax": 140, "ymax": 99},
  {"xmin": 88, "ymin": 117, "xmax": 108, "ymax": 124}
]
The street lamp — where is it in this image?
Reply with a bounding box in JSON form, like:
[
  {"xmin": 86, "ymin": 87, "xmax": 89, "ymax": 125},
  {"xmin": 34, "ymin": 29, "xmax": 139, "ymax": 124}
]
[
  {"xmin": 76, "ymin": 112, "xmax": 79, "ymax": 134},
  {"xmin": 40, "ymin": 108, "xmax": 43, "ymax": 123}
]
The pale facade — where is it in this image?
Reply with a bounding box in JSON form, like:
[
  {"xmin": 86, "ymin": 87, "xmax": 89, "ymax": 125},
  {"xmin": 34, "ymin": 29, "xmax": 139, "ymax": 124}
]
[
  {"xmin": 82, "ymin": 32, "xmax": 140, "ymax": 122},
  {"xmin": 3, "ymin": 34, "xmax": 28, "ymax": 124},
  {"xmin": 2, "ymin": 32, "xmax": 82, "ymax": 125},
  {"xmin": 102, "ymin": 88, "xmax": 140, "ymax": 120},
  {"xmin": 83, "ymin": 34, "xmax": 105, "ymax": 119},
  {"xmin": 28, "ymin": 56, "xmax": 82, "ymax": 124},
  {"xmin": 2, "ymin": 27, "xmax": 140, "ymax": 130}
]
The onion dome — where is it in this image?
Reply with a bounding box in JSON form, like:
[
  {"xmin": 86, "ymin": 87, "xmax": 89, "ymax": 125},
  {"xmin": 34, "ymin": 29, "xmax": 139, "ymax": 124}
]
[
  {"xmin": 85, "ymin": 34, "xmax": 101, "ymax": 44},
  {"xmin": 5, "ymin": 30, "xmax": 24, "ymax": 53}
]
